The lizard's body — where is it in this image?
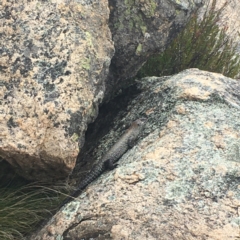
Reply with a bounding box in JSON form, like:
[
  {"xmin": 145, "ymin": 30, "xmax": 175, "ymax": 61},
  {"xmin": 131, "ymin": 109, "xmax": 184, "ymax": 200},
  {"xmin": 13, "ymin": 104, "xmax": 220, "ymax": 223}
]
[{"xmin": 61, "ymin": 118, "xmax": 146, "ymax": 207}]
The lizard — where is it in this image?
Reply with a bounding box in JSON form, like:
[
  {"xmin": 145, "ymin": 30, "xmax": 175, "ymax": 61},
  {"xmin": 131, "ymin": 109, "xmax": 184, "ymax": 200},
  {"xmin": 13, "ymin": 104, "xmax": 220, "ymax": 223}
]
[{"xmin": 60, "ymin": 118, "xmax": 146, "ymax": 207}]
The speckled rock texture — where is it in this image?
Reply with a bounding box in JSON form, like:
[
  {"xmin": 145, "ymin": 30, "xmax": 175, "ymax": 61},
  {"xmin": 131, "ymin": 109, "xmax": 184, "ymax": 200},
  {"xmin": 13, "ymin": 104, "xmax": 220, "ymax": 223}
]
[
  {"xmin": 0, "ymin": 0, "xmax": 114, "ymax": 180},
  {"xmin": 107, "ymin": 0, "xmax": 204, "ymax": 95},
  {"xmin": 0, "ymin": 0, "xmax": 204, "ymax": 181},
  {"xmin": 32, "ymin": 69, "xmax": 240, "ymax": 240}
]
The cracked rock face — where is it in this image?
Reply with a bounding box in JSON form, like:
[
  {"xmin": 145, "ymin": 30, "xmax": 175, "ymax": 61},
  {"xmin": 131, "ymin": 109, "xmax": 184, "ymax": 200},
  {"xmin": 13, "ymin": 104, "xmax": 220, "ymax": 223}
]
[
  {"xmin": 0, "ymin": 0, "xmax": 114, "ymax": 180},
  {"xmin": 107, "ymin": 0, "xmax": 204, "ymax": 95},
  {"xmin": 32, "ymin": 69, "xmax": 240, "ymax": 239},
  {"xmin": 0, "ymin": 0, "xmax": 203, "ymax": 181}
]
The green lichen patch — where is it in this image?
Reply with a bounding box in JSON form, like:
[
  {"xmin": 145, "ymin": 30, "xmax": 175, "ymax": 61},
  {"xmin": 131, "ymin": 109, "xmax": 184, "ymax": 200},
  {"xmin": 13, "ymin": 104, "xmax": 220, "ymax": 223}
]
[{"xmin": 136, "ymin": 43, "xmax": 143, "ymax": 55}]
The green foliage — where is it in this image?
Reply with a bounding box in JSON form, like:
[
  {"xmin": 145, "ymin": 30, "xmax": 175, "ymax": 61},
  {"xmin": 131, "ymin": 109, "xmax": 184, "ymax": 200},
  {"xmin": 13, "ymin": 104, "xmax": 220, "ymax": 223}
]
[
  {"xmin": 137, "ymin": 0, "xmax": 240, "ymax": 79},
  {"xmin": 0, "ymin": 171, "xmax": 69, "ymax": 240}
]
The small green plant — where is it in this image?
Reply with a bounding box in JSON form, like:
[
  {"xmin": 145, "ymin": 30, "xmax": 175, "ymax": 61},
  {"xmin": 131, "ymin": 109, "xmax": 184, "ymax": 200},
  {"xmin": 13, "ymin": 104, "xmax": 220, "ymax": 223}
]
[
  {"xmin": 137, "ymin": 0, "xmax": 240, "ymax": 78},
  {"xmin": 0, "ymin": 171, "xmax": 69, "ymax": 240}
]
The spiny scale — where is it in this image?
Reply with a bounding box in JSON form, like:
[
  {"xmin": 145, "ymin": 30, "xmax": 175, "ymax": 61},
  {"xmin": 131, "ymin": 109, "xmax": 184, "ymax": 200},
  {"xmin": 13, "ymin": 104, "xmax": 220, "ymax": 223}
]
[{"xmin": 60, "ymin": 118, "xmax": 146, "ymax": 207}]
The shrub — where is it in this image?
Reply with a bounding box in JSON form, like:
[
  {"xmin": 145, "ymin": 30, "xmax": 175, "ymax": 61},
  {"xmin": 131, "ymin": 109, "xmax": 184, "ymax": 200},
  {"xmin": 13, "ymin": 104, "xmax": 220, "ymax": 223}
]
[{"xmin": 137, "ymin": 0, "xmax": 240, "ymax": 79}]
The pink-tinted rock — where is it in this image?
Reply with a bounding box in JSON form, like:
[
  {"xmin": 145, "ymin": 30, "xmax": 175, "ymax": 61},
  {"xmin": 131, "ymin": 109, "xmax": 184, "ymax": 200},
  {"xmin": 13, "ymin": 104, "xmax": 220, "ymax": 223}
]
[
  {"xmin": 0, "ymin": 0, "xmax": 114, "ymax": 180},
  {"xmin": 32, "ymin": 69, "xmax": 240, "ymax": 239}
]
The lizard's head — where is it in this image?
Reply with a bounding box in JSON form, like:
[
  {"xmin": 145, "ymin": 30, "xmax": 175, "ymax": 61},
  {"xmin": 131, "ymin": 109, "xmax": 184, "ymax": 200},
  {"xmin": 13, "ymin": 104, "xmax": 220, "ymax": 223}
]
[
  {"xmin": 134, "ymin": 118, "xmax": 147, "ymax": 127},
  {"xmin": 129, "ymin": 117, "xmax": 147, "ymax": 136}
]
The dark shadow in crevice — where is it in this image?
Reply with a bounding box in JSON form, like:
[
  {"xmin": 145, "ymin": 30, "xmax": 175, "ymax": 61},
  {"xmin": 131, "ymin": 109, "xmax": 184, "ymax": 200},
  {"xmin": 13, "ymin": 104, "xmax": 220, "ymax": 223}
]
[{"xmin": 70, "ymin": 82, "xmax": 141, "ymax": 184}]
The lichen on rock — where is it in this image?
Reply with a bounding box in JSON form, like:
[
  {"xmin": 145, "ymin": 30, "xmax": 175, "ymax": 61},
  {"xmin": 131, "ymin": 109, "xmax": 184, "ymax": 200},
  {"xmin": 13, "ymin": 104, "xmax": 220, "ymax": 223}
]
[
  {"xmin": 0, "ymin": 0, "xmax": 114, "ymax": 180},
  {"xmin": 32, "ymin": 69, "xmax": 240, "ymax": 239}
]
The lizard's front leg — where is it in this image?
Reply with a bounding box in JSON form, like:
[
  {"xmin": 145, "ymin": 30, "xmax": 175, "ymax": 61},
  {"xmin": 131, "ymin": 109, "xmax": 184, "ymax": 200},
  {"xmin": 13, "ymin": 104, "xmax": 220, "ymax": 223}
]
[{"xmin": 104, "ymin": 159, "xmax": 119, "ymax": 170}]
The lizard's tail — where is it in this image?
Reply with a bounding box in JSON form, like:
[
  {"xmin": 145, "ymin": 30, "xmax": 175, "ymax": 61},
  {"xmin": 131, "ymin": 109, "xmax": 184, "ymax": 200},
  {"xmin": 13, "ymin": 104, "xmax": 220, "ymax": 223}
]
[
  {"xmin": 59, "ymin": 164, "xmax": 105, "ymax": 208},
  {"xmin": 76, "ymin": 164, "xmax": 105, "ymax": 190}
]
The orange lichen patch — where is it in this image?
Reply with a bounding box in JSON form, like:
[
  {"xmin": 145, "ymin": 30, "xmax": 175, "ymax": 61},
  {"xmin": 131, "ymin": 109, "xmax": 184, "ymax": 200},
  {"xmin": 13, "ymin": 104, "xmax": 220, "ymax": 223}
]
[
  {"xmin": 159, "ymin": 122, "xmax": 185, "ymax": 144},
  {"xmin": 4, "ymin": 26, "xmax": 14, "ymax": 35},
  {"xmin": 0, "ymin": 127, "xmax": 8, "ymax": 136},
  {"xmin": 0, "ymin": 55, "xmax": 9, "ymax": 65},
  {"xmin": 222, "ymin": 127, "xmax": 239, "ymax": 139},
  {"xmin": 111, "ymin": 225, "xmax": 130, "ymax": 239},
  {"xmin": 1, "ymin": 0, "xmax": 9, "ymax": 6},
  {"xmin": 175, "ymin": 105, "xmax": 187, "ymax": 114},
  {"xmin": 175, "ymin": 73, "xmax": 229, "ymax": 101},
  {"xmin": 154, "ymin": 87, "xmax": 162, "ymax": 93},
  {"xmin": 145, "ymin": 108, "xmax": 155, "ymax": 115},
  {"xmin": 185, "ymin": 220, "xmax": 210, "ymax": 236},
  {"xmin": 144, "ymin": 146, "xmax": 172, "ymax": 163},
  {"xmin": 143, "ymin": 129, "xmax": 184, "ymax": 165},
  {"xmin": 211, "ymin": 126, "xmax": 239, "ymax": 149},
  {"xmin": 174, "ymin": 199, "xmax": 240, "ymax": 239},
  {"xmin": 116, "ymin": 172, "xmax": 144, "ymax": 184},
  {"xmin": 166, "ymin": 120, "xmax": 179, "ymax": 129},
  {"xmin": 211, "ymin": 134, "xmax": 226, "ymax": 149},
  {"xmin": 208, "ymin": 224, "xmax": 239, "ymax": 240},
  {"xmin": 195, "ymin": 75, "xmax": 223, "ymax": 88},
  {"xmin": 226, "ymin": 190, "xmax": 235, "ymax": 198},
  {"xmin": 204, "ymin": 121, "xmax": 214, "ymax": 128},
  {"xmin": 179, "ymin": 74, "xmax": 223, "ymax": 89},
  {"xmin": 165, "ymin": 173, "xmax": 177, "ymax": 181},
  {"xmin": 214, "ymin": 164, "xmax": 228, "ymax": 175},
  {"xmin": 47, "ymin": 226, "xmax": 56, "ymax": 236},
  {"xmin": 180, "ymin": 87, "xmax": 211, "ymax": 100}
]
